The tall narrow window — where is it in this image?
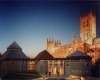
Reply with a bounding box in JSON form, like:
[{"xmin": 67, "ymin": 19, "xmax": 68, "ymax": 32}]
[
  {"xmin": 60, "ymin": 61, "xmax": 63, "ymax": 66},
  {"xmin": 86, "ymin": 20, "xmax": 89, "ymax": 27},
  {"xmin": 49, "ymin": 61, "xmax": 52, "ymax": 66}
]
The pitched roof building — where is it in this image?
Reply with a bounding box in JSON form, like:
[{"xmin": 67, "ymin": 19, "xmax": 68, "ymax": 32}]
[
  {"xmin": 2, "ymin": 42, "xmax": 27, "ymax": 74},
  {"xmin": 65, "ymin": 50, "xmax": 92, "ymax": 77},
  {"xmin": 35, "ymin": 50, "xmax": 54, "ymax": 60},
  {"xmin": 66, "ymin": 50, "xmax": 92, "ymax": 60},
  {"xmin": 46, "ymin": 9, "xmax": 100, "ymax": 64},
  {"xmin": 2, "ymin": 41, "xmax": 27, "ymax": 59}
]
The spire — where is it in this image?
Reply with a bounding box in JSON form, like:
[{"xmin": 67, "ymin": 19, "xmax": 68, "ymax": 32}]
[
  {"xmin": 79, "ymin": 36, "xmax": 81, "ymax": 39},
  {"xmin": 52, "ymin": 38, "xmax": 54, "ymax": 43},
  {"xmin": 47, "ymin": 38, "xmax": 48, "ymax": 42},
  {"xmin": 57, "ymin": 40, "xmax": 59, "ymax": 44},
  {"xmin": 78, "ymin": 36, "xmax": 82, "ymax": 43},
  {"xmin": 89, "ymin": 8, "xmax": 93, "ymax": 15},
  {"xmin": 49, "ymin": 38, "xmax": 51, "ymax": 42},
  {"xmin": 59, "ymin": 40, "xmax": 61, "ymax": 45},
  {"xmin": 72, "ymin": 33, "xmax": 77, "ymax": 44},
  {"xmin": 55, "ymin": 40, "xmax": 57, "ymax": 44},
  {"xmin": 58, "ymin": 41, "xmax": 59, "ymax": 44},
  {"xmin": 73, "ymin": 33, "xmax": 76, "ymax": 39},
  {"xmin": 54, "ymin": 40, "xmax": 57, "ymax": 45}
]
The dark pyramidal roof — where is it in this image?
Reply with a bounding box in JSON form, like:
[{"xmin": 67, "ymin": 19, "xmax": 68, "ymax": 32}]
[
  {"xmin": 7, "ymin": 41, "xmax": 22, "ymax": 50},
  {"xmin": 65, "ymin": 50, "xmax": 91, "ymax": 60},
  {"xmin": 35, "ymin": 50, "xmax": 54, "ymax": 60},
  {"xmin": 3, "ymin": 41, "xmax": 27, "ymax": 59}
]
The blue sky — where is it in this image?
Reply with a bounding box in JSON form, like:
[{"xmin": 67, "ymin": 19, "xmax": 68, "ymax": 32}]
[{"xmin": 0, "ymin": 1, "xmax": 100, "ymax": 57}]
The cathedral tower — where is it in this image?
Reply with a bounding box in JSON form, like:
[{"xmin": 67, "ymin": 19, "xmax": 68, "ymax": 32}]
[
  {"xmin": 80, "ymin": 9, "xmax": 96, "ymax": 45},
  {"xmin": 46, "ymin": 38, "xmax": 55, "ymax": 54},
  {"xmin": 46, "ymin": 38, "xmax": 61, "ymax": 54}
]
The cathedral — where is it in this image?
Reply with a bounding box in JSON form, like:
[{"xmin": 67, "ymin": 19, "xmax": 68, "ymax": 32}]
[
  {"xmin": 46, "ymin": 9, "xmax": 100, "ymax": 64},
  {"xmin": 1, "ymin": 9, "xmax": 100, "ymax": 79}
]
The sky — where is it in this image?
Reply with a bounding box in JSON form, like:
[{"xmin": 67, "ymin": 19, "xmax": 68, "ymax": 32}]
[{"xmin": 0, "ymin": 1, "xmax": 100, "ymax": 58}]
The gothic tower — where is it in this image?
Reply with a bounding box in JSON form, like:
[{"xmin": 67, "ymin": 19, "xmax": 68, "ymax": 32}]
[
  {"xmin": 80, "ymin": 9, "xmax": 96, "ymax": 45},
  {"xmin": 72, "ymin": 34, "xmax": 77, "ymax": 52},
  {"xmin": 46, "ymin": 38, "xmax": 61, "ymax": 54},
  {"xmin": 46, "ymin": 38, "xmax": 54, "ymax": 54}
]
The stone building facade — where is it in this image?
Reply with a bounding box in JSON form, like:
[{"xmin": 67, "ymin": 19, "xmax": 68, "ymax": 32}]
[
  {"xmin": 48, "ymin": 59, "xmax": 64, "ymax": 75},
  {"xmin": 27, "ymin": 59, "xmax": 37, "ymax": 71},
  {"xmin": 46, "ymin": 9, "xmax": 100, "ymax": 64},
  {"xmin": 35, "ymin": 50, "xmax": 54, "ymax": 74}
]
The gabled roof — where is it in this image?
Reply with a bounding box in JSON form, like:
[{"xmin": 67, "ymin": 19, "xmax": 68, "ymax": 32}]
[
  {"xmin": 7, "ymin": 41, "xmax": 22, "ymax": 50},
  {"xmin": 65, "ymin": 50, "xmax": 91, "ymax": 60},
  {"xmin": 3, "ymin": 42, "xmax": 27, "ymax": 59},
  {"xmin": 35, "ymin": 50, "xmax": 54, "ymax": 60}
]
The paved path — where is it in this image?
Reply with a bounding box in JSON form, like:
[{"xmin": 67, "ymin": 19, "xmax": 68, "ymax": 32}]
[
  {"xmin": 39, "ymin": 74, "xmax": 71, "ymax": 80},
  {"xmin": 39, "ymin": 74, "xmax": 100, "ymax": 80}
]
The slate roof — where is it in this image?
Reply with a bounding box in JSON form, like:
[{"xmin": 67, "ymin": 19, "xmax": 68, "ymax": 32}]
[
  {"xmin": 35, "ymin": 50, "xmax": 54, "ymax": 60},
  {"xmin": 93, "ymin": 38, "xmax": 100, "ymax": 45},
  {"xmin": 7, "ymin": 41, "xmax": 22, "ymax": 50},
  {"xmin": 2, "ymin": 41, "xmax": 27, "ymax": 59},
  {"xmin": 65, "ymin": 50, "xmax": 91, "ymax": 60}
]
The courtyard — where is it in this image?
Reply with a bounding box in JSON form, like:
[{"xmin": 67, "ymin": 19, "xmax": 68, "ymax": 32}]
[{"xmin": 1, "ymin": 72, "xmax": 100, "ymax": 80}]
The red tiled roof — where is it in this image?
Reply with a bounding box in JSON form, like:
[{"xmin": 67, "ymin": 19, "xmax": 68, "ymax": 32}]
[{"xmin": 35, "ymin": 50, "xmax": 54, "ymax": 60}]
